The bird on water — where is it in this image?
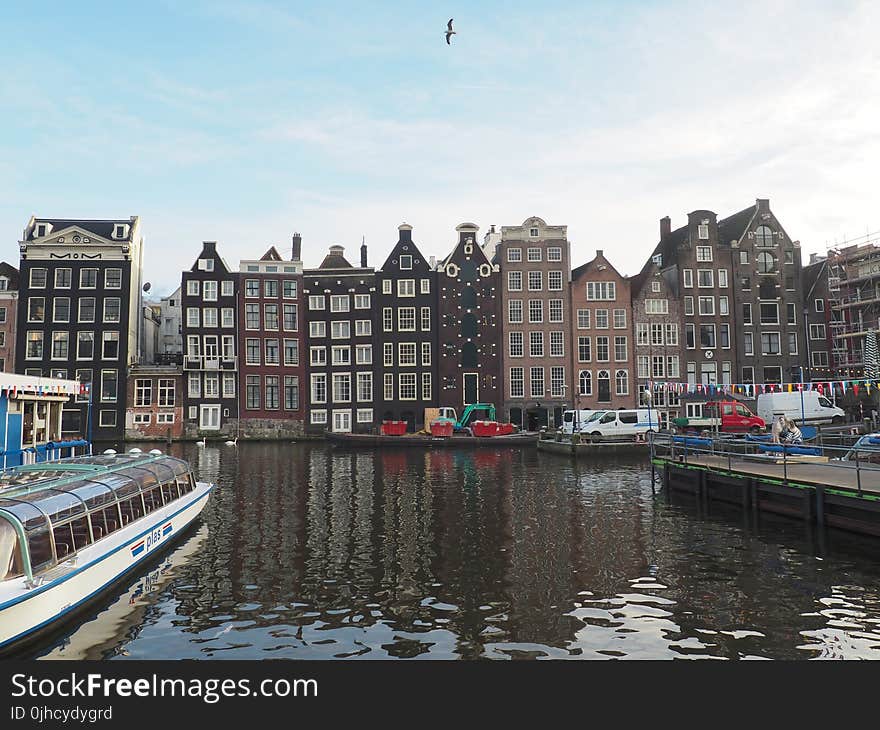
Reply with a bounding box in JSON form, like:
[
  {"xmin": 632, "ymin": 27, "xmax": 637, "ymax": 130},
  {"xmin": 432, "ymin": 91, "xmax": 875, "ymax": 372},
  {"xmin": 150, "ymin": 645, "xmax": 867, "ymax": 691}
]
[{"xmin": 446, "ymin": 18, "xmax": 456, "ymax": 44}]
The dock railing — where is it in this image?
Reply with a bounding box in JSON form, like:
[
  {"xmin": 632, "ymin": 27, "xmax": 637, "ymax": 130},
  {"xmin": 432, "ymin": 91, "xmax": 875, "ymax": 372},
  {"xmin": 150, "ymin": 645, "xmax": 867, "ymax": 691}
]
[{"xmin": 649, "ymin": 429, "xmax": 878, "ymax": 495}]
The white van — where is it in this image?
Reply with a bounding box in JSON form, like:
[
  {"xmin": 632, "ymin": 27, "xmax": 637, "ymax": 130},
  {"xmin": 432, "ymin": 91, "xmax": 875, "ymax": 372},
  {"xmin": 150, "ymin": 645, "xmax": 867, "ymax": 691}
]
[
  {"xmin": 756, "ymin": 391, "xmax": 846, "ymax": 426},
  {"xmin": 581, "ymin": 409, "xmax": 661, "ymax": 442},
  {"xmin": 561, "ymin": 409, "xmax": 600, "ymax": 434}
]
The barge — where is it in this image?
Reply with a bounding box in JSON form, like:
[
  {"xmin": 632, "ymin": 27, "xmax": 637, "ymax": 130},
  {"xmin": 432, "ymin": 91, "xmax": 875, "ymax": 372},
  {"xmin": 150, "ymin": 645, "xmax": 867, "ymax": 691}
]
[{"xmin": 326, "ymin": 431, "xmax": 538, "ymax": 448}]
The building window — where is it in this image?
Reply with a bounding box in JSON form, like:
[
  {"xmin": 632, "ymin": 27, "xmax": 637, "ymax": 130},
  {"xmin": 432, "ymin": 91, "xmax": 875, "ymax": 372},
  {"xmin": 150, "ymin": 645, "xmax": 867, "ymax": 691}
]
[
  {"xmin": 788, "ymin": 333, "xmax": 798, "ymax": 354},
  {"xmin": 264, "ymin": 304, "xmax": 279, "ymax": 330},
  {"xmin": 595, "ymin": 309, "xmax": 609, "ymax": 329},
  {"xmin": 548, "ymin": 271, "xmax": 563, "ymax": 290},
  {"xmin": 700, "ymin": 324, "xmax": 716, "ymax": 349},
  {"xmin": 102, "ymin": 331, "xmax": 120, "ymax": 359},
  {"xmin": 54, "ymin": 268, "xmax": 72, "ymax": 288},
  {"xmin": 384, "ymin": 343, "xmax": 393, "ymax": 367},
  {"xmin": 596, "ymin": 336, "xmax": 609, "ymax": 361},
  {"xmin": 99, "ymin": 410, "xmax": 117, "ymax": 428},
  {"xmin": 384, "ymin": 373, "xmax": 394, "ymax": 400},
  {"xmin": 528, "ymin": 271, "xmax": 542, "ymax": 291},
  {"xmin": 579, "ymin": 370, "xmax": 592, "ymax": 395},
  {"xmin": 596, "ymin": 370, "xmax": 610, "ymax": 402},
  {"xmin": 615, "ymin": 369, "xmax": 629, "ymax": 396},
  {"xmin": 697, "ymin": 269, "xmax": 713, "ymax": 288},
  {"xmin": 203, "ymin": 308, "xmax": 218, "ymax": 327},
  {"xmin": 421, "ymin": 342, "xmax": 431, "ymax": 366},
  {"xmin": 28, "ymin": 297, "xmax": 45, "ymax": 322},
  {"xmin": 421, "ymin": 307, "xmax": 431, "ymax": 331},
  {"xmin": 246, "ymin": 338, "xmax": 261, "ymax": 364},
  {"xmin": 757, "ymin": 252, "xmax": 775, "ymax": 274},
  {"xmin": 265, "ymin": 376, "xmax": 280, "ymax": 409},
  {"xmin": 29, "ymin": 268, "xmax": 47, "ymax": 288},
  {"xmin": 550, "ymin": 331, "xmax": 564, "ymax": 357},
  {"xmin": 550, "ymin": 366, "xmax": 565, "ymax": 397},
  {"xmin": 527, "ymin": 247, "xmax": 542, "ymax": 262},
  {"xmin": 355, "ymin": 344, "xmax": 372, "ymax": 365},
  {"xmin": 614, "ymin": 336, "xmax": 627, "ymax": 361},
  {"xmin": 549, "ymin": 299, "xmax": 564, "ymax": 322},
  {"xmin": 100, "ymin": 370, "xmax": 118, "ymax": 403},
  {"xmin": 330, "ymin": 295, "xmax": 350, "ymax": 312},
  {"xmin": 645, "ymin": 299, "xmax": 668, "ymax": 315},
  {"xmin": 265, "ymin": 339, "xmax": 281, "ymax": 365},
  {"xmin": 718, "ymin": 269, "xmax": 728, "ymax": 288},
  {"xmin": 133, "ymin": 413, "xmax": 151, "ymax": 425},
  {"xmin": 696, "ymin": 246, "xmax": 712, "ymax": 262},
  {"xmin": 356, "ymin": 319, "xmax": 372, "ymax": 337},
  {"xmin": 354, "ymin": 294, "xmax": 370, "ymax": 309},
  {"xmin": 508, "ymin": 271, "xmax": 522, "ymax": 291},
  {"xmin": 309, "ymin": 295, "xmax": 325, "ymax": 310},
  {"xmin": 331, "ymin": 345, "xmax": 350, "ymax": 366},
  {"xmin": 578, "ymin": 336, "xmax": 591, "ymax": 362},
  {"xmin": 187, "ymin": 280, "xmax": 200, "ymax": 296},
  {"xmin": 720, "ymin": 324, "xmax": 730, "ymax": 349},
  {"xmin": 685, "ymin": 323, "xmax": 695, "ymax": 349},
  {"xmin": 202, "ymin": 281, "xmax": 217, "ymax": 301},
  {"xmin": 761, "ymin": 332, "xmax": 781, "ymax": 355},
  {"xmin": 698, "ymin": 296, "xmax": 714, "ymax": 316},
  {"xmin": 398, "ymin": 308, "xmax": 416, "ymax": 331},
  {"xmin": 577, "ymin": 309, "xmax": 590, "ymax": 329},
  {"xmin": 311, "ymin": 409, "xmax": 327, "ymax": 425},
  {"xmin": 245, "ymin": 280, "xmax": 260, "ymax": 297},
  {"xmin": 636, "ymin": 324, "xmax": 649, "ymax": 346},
  {"xmin": 760, "ymin": 303, "xmax": 779, "ymax": 325},
  {"xmin": 755, "ymin": 225, "xmax": 775, "ymax": 247},
  {"xmin": 104, "ymin": 298, "xmax": 121, "ymax": 323},
  {"xmin": 508, "ymin": 248, "xmax": 522, "ymax": 262},
  {"xmin": 422, "ymin": 372, "xmax": 432, "ymax": 401},
  {"xmin": 156, "ymin": 379, "xmax": 175, "ymax": 407},
  {"xmin": 135, "ymin": 378, "xmax": 152, "ymax": 407},
  {"xmin": 309, "ymin": 321, "xmax": 326, "ymax": 338},
  {"xmin": 399, "ymin": 343, "xmax": 417, "ymax": 366},
  {"xmin": 397, "ymin": 280, "xmax": 415, "ymax": 298},
  {"xmin": 310, "ymin": 347, "xmax": 327, "ymax": 366},
  {"xmin": 651, "ymin": 281, "xmax": 661, "ymax": 292},
  {"xmin": 786, "ymin": 303, "xmax": 796, "ymax": 325},
  {"xmin": 399, "ymin": 373, "xmax": 417, "ymax": 400},
  {"xmin": 637, "ymin": 356, "xmax": 649, "ymax": 379},
  {"xmin": 51, "ymin": 332, "xmax": 69, "ymax": 359},
  {"xmin": 815, "ymin": 299, "xmax": 825, "ymax": 313},
  {"xmin": 810, "ymin": 324, "xmax": 826, "ymax": 339},
  {"xmin": 285, "ymin": 376, "xmax": 300, "ymax": 410},
  {"xmin": 420, "ymin": 279, "xmax": 430, "ymax": 294},
  {"xmin": 510, "ymin": 368, "xmax": 525, "ymax": 398},
  {"xmin": 157, "ymin": 413, "xmax": 174, "ymax": 424},
  {"xmin": 698, "ymin": 224, "xmax": 709, "ymax": 240},
  {"xmin": 586, "ymin": 282, "xmax": 615, "ymax": 301},
  {"xmin": 103, "ymin": 268, "xmax": 122, "ymax": 289},
  {"xmin": 613, "ymin": 309, "xmax": 626, "ymax": 328},
  {"xmin": 530, "ymin": 367, "xmax": 545, "ymax": 398},
  {"xmin": 528, "ymin": 300, "xmax": 543, "ymax": 324},
  {"xmin": 744, "ymin": 332, "xmax": 754, "ymax": 356},
  {"xmin": 75, "ymin": 331, "xmax": 93, "ymax": 360},
  {"xmin": 284, "ymin": 339, "xmax": 299, "ymax": 365},
  {"xmin": 683, "ymin": 269, "xmax": 693, "ymax": 288},
  {"xmin": 529, "ymin": 331, "xmax": 544, "ymax": 358},
  {"xmin": 262, "ymin": 280, "xmax": 278, "ymax": 298},
  {"xmin": 509, "ymin": 300, "xmax": 523, "ymax": 324},
  {"xmin": 383, "ymin": 308, "xmax": 393, "ymax": 332},
  {"xmin": 651, "ymin": 324, "xmax": 664, "ymax": 346},
  {"xmin": 399, "ymin": 255, "xmax": 413, "ymax": 270},
  {"xmin": 547, "ymin": 247, "xmax": 562, "ymax": 262},
  {"xmin": 246, "ymin": 375, "xmax": 260, "ymax": 409},
  {"xmin": 812, "ymin": 351, "xmax": 829, "ymax": 367},
  {"xmin": 763, "ymin": 366, "xmax": 782, "ymax": 384},
  {"xmin": 529, "ymin": 227, "xmax": 539, "ymax": 237},
  {"xmin": 80, "ymin": 268, "xmax": 98, "ymax": 288},
  {"xmin": 509, "ymin": 332, "xmax": 524, "ymax": 357},
  {"xmin": 331, "ymin": 320, "xmax": 351, "ymax": 339},
  {"xmin": 311, "ymin": 374, "xmax": 327, "ymax": 404},
  {"xmin": 222, "ymin": 308, "xmax": 235, "ymax": 327},
  {"xmin": 382, "ymin": 280, "xmax": 392, "ymax": 294},
  {"xmin": 665, "ymin": 324, "xmax": 679, "ymax": 346}
]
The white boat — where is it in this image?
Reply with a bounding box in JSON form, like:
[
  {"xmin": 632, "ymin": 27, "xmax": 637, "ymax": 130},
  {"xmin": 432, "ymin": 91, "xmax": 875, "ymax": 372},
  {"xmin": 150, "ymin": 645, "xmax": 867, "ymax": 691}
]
[{"xmin": 0, "ymin": 451, "xmax": 214, "ymax": 654}]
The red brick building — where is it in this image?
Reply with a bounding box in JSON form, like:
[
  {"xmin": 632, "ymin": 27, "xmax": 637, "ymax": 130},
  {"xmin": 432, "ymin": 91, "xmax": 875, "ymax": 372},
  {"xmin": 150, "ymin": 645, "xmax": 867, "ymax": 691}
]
[
  {"xmin": 0, "ymin": 262, "xmax": 19, "ymax": 373},
  {"xmin": 570, "ymin": 250, "xmax": 634, "ymax": 410},
  {"xmin": 125, "ymin": 365, "xmax": 184, "ymax": 440},
  {"xmin": 238, "ymin": 241, "xmax": 305, "ymax": 437}
]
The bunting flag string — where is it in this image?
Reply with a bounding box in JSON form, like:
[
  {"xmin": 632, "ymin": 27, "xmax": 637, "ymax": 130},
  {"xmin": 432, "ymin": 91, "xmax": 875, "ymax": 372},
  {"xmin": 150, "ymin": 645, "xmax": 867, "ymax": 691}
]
[{"xmin": 641, "ymin": 378, "xmax": 879, "ymax": 398}]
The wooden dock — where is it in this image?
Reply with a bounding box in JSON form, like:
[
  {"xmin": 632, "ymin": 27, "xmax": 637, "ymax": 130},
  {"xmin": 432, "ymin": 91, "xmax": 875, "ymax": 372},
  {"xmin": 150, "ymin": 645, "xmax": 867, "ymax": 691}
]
[{"xmin": 654, "ymin": 449, "xmax": 880, "ymax": 537}]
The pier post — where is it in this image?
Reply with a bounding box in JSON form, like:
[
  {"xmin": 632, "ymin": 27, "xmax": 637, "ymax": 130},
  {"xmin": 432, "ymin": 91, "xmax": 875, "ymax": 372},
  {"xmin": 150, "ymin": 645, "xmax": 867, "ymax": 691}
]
[{"xmin": 815, "ymin": 485, "xmax": 825, "ymax": 529}]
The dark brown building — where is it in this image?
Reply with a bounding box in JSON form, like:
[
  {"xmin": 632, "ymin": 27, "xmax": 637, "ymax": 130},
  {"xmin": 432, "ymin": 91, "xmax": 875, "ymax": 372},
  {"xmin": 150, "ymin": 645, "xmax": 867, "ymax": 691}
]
[{"xmin": 436, "ymin": 223, "xmax": 501, "ymax": 421}]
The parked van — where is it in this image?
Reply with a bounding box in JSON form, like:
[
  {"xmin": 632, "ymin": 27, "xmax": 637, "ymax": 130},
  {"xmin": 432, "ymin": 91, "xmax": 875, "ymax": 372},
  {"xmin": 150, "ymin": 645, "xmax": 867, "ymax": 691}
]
[
  {"xmin": 756, "ymin": 391, "xmax": 845, "ymax": 426},
  {"xmin": 582, "ymin": 409, "xmax": 660, "ymax": 442},
  {"xmin": 672, "ymin": 400, "xmax": 765, "ymax": 433},
  {"xmin": 561, "ymin": 410, "xmax": 600, "ymax": 434}
]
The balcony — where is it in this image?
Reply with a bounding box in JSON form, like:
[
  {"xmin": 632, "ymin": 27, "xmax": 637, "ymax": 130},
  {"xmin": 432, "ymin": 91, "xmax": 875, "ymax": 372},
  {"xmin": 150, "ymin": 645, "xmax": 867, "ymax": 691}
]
[{"xmin": 183, "ymin": 354, "xmax": 238, "ymax": 371}]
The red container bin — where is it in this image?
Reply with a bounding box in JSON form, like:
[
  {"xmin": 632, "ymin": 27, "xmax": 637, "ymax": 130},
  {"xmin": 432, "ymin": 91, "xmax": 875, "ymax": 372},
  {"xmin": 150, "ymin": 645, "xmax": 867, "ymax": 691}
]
[
  {"xmin": 381, "ymin": 420, "xmax": 407, "ymax": 436},
  {"xmin": 496, "ymin": 422, "xmax": 514, "ymax": 436},
  {"xmin": 430, "ymin": 421, "xmax": 454, "ymax": 437},
  {"xmin": 471, "ymin": 420, "xmax": 499, "ymax": 437}
]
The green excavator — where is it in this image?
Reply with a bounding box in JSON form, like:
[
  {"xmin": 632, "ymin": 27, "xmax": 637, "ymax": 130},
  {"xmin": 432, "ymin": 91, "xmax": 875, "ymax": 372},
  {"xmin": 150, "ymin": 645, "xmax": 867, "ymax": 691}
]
[{"xmin": 434, "ymin": 404, "xmax": 496, "ymax": 434}]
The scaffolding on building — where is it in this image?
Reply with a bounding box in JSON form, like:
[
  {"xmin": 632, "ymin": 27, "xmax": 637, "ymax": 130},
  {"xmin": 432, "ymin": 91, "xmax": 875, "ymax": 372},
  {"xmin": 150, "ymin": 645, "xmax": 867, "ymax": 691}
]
[{"xmin": 826, "ymin": 229, "xmax": 880, "ymax": 377}]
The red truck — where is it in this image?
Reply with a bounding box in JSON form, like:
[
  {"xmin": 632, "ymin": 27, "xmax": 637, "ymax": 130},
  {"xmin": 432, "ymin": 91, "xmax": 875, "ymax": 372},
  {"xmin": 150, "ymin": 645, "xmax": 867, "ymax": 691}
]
[{"xmin": 672, "ymin": 400, "xmax": 766, "ymax": 433}]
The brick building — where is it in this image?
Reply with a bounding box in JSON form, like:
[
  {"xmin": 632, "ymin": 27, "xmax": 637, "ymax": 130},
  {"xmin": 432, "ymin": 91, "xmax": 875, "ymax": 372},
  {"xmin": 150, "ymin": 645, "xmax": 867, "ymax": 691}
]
[
  {"xmin": 570, "ymin": 250, "xmax": 634, "ymax": 411},
  {"xmin": 125, "ymin": 365, "xmax": 184, "ymax": 439},
  {"xmin": 436, "ymin": 223, "xmax": 501, "ymax": 417},
  {"xmin": 0, "ymin": 262, "xmax": 19, "ymax": 373},
  {"xmin": 497, "ymin": 216, "xmax": 572, "ymax": 430},
  {"xmin": 238, "ymin": 240, "xmax": 305, "ymax": 438}
]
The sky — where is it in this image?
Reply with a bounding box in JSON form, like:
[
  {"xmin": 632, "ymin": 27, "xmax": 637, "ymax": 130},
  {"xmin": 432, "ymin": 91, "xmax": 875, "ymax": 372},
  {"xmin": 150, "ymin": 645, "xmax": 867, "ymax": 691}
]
[{"xmin": 1, "ymin": 0, "xmax": 878, "ymax": 296}]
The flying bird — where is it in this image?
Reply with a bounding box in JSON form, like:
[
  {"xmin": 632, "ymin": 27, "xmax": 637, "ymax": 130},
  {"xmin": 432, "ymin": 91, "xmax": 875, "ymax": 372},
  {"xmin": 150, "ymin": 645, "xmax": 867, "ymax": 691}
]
[{"xmin": 446, "ymin": 18, "xmax": 456, "ymax": 45}]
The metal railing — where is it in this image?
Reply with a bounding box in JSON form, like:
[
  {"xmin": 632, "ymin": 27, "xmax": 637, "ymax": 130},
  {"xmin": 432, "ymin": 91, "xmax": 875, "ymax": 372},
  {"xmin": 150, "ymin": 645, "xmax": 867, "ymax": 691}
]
[{"xmin": 649, "ymin": 428, "xmax": 877, "ymax": 497}]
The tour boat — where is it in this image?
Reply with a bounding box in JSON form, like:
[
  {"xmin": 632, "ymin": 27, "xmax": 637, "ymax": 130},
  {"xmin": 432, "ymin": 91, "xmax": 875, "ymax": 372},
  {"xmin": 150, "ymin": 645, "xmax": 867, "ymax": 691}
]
[{"xmin": 0, "ymin": 451, "xmax": 213, "ymax": 653}]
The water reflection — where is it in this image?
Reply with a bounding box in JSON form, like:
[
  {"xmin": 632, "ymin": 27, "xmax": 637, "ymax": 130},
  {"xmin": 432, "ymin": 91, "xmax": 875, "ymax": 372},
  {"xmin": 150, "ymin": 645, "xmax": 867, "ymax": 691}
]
[{"xmin": 30, "ymin": 443, "xmax": 880, "ymax": 660}]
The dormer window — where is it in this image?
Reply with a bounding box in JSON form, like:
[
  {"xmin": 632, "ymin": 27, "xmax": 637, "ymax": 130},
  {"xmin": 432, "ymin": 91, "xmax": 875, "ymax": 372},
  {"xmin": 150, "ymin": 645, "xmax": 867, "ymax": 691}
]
[
  {"xmin": 197, "ymin": 258, "xmax": 215, "ymax": 272},
  {"xmin": 0, "ymin": 277, "xmax": 7, "ymax": 291},
  {"xmin": 529, "ymin": 227, "xmax": 539, "ymax": 237},
  {"xmin": 35, "ymin": 223, "xmax": 51, "ymax": 238},
  {"xmin": 113, "ymin": 224, "xmax": 129, "ymax": 239}
]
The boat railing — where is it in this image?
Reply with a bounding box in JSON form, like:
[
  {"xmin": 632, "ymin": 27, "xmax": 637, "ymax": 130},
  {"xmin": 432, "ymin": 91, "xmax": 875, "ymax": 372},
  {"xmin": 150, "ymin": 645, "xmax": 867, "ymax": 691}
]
[
  {"xmin": 649, "ymin": 429, "xmax": 880, "ymax": 497},
  {"xmin": 1, "ymin": 440, "xmax": 91, "ymax": 470}
]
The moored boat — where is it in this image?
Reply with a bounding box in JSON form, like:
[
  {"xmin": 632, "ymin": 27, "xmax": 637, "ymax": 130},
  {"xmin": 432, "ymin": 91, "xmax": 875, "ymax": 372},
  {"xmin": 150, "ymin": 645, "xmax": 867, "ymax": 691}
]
[{"xmin": 0, "ymin": 451, "xmax": 213, "ymax": 654}]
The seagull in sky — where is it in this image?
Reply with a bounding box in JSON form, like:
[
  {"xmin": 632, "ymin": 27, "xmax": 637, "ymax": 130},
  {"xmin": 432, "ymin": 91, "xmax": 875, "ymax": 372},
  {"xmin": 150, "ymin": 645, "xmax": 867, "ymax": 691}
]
[{"xmin": 446, "ymin": 18, "xmax": 456, "ymax": 45}]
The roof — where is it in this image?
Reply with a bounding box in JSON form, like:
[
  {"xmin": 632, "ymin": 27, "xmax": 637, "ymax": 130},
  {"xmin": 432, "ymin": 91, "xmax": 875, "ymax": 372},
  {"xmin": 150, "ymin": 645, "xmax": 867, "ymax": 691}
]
[
  {"xmin": 571, "ymin": 251, "xmax": 626, "ymax": 281},
  {"xmin": 260, "ymin": 246, "xmax": 283, "ymax": 261},
  {"xmin": 717, "ymin": 204, "xmax": 757, "ymax": 246},
  {"xmin": 27, "ymin": 218, "xmax": 137, "ymax": 242},
  {"xmin": 0, "ymin": 261, "xmax": 19, "ymax": 288},
  {"xmin": 318, "ymin": 253, "xmax": 353, "ymax": 269}
]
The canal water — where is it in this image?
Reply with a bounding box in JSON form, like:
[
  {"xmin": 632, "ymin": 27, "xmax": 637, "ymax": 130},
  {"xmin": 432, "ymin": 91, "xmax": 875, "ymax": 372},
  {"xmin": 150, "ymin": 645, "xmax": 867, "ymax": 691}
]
[{"xmin": 32, "ymin": 443, "xmax": 880, "ymax": 660}]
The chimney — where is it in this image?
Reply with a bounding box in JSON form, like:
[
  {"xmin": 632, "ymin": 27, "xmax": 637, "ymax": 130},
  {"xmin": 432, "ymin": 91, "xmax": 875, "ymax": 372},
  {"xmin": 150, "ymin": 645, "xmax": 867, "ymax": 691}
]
[
  {"xmin": 660, "ymin": 217, "xmax": 671, "ymax": 241},
  {"xmin": 202, "ymin": 240, "xmax": 217, "ymax": 254},
  {"xmin": 429, "ymin": 255, "xmax": 436, "ymax": 269},
  {"xmin": 490, "ymin": 224, "xmax": 496, "ymax": 234},
  {"xmin": 291, "ymin": 232, "xmax": 302, "ymax": 261},
  {"xmin": 398, "ymin": 222, "xmax": 413, "ymax": 243},
  {"xmin": 596, "ymin": 249, "xmax": 604, "ymax": 258},
  {"xmin": 360, "ymin": 241, "xmax": 368, "ymax": 267},
  {"xmin": 757, "ymin": 198, "xmax": 770, "ymax": 211}
]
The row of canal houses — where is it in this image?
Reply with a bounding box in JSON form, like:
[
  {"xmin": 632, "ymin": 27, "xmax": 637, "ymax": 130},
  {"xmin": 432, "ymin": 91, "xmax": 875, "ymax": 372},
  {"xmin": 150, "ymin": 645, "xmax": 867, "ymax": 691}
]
[{"xmin": 8, "ymin": 199, "xmax": 814, "ymax": 442}]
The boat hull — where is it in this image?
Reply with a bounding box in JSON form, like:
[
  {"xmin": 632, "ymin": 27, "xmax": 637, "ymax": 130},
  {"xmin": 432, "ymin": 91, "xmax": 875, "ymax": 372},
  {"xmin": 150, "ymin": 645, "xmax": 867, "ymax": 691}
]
[
  {"xmin": 0, "ymin": 482, "xmax": 213, "ymax": 654},
  {"xmin": 325, "ymin": 431, "xmax": 538, "ymax": 448}
]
